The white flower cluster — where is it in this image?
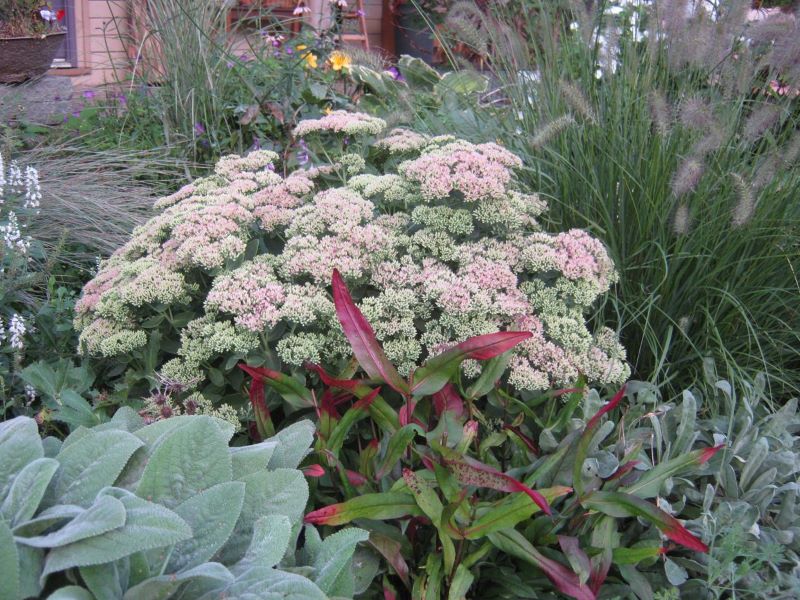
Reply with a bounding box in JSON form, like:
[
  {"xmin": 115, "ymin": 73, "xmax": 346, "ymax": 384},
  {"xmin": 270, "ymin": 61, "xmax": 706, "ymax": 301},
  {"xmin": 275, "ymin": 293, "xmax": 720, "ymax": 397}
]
[{"xmin": 0, "ymin": 153, "xmax": 38, "ymax": 255}]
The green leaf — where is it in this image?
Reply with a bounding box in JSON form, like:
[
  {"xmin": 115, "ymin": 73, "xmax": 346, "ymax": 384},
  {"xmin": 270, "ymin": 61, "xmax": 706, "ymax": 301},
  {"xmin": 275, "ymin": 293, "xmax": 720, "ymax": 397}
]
[
  {"xmin": 17, "ymin": 494, "xmax": 126, "ymax": 548},
  {"xmin": 375, "ymin": 425, "xmax": 420, "ymax": 480},
  {"xmin": 230, "ymin": 441, "xmax": 278, "ymax": 478},
  {"xmin": 197, "ymin": 566, "xmax": 327, "ymax": 600},
  {"xmin": 81, "ymin": 560, "xmax": 127, "ymax": 600},
  {"xmin": 612, "ymin": 545, "xmax": 664, "ymax": 565},
  {"xmin": 236, "ymin": 515, "xmax": 292, "ymax": 572},
  {"xmin": 168, "ymin": 481, "xmax": 246, "ymax": 573},
  {"xmin": 0, "ymin": 518, "xmax": 20, "ymax": 600},
  {"xmin": 265, "ymin": 420, "xmax": 315, "ymax": 470},
  {"xmin": 18, "ymin": 544, "xmax": 44, "ymax": 599},
  {"xmin": 463, "ymin": 486, "xmax": 572, "ymax": 539},
  {"xmin": 48, "ymin": 587, "xmax": 95, "ymax": 600},
  {"xmin": 398, "ymin": 55, "xmax": 441, "ymax": 89},
  {"xmin": 47, "ymin": 430, "xmax": 144, "ymax": 508},
  {"xmin": 664, "ymin": 557, "xmax": 688, "ymax": 586},
  {"xmin": 1, "ymin": 458, "xmax": 59, "ymax": 526},
  {"xmin": 350, "ymin": 65, "xmax": 392, "ymax": 96},
  {"xmin": 304, "ymin": 493, "xmax": 423, "ymax": 526},
  {"xmin": 436, "ymin": 71, "xmax": 489, "ymax": 95},
  {"xmin": 12, "ymin": 504, "xmax": 84, "ymax": 537},
  {"xmin": 447, "ymin": 563, "xmax": 475, "ymax": 600},
  {"xmin": 123, "ymin": 562, "xmax": 234, "ymax": 600},
  {"xmin": 582, "ymin": 491, "xmax": 708, "ymax": 553},
  {"xmin": 0, "ymin": 417, "xmax": 44, "ymax": 500},
  {"xmin": 312, "ymin": 528, "xmax": 369, "ymax": 595},
  {"xmin": 221, "ymin": 469, "xmax": 308, "ymax": 564},
  {"xmin": 136, "ymin": 416, "xmax": 232, "ymax": 509},
  {"xmin": 53, "ymin": 390, "xmax": 99, "ymax": 429},
  {"xmin": 620, "ymin": 446, "xmax": 722, "ymax": 499},
  {"xmin": 464, "ymin": 354, "xmax": 512, "ymax": 400},
  {"xmin": 240, "ymin": 365, "xmax": 315, "ymax": 412},
  {"xmin": 42, "ymin": 489, "xmax": 192, "ymax": 580}
]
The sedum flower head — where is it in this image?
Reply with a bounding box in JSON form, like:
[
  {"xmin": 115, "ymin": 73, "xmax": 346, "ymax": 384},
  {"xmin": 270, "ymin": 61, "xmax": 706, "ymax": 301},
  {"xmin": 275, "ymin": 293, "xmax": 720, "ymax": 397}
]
[{"xmin": 76, "ymin": 113, "xmax": 629, "ymax": 398}]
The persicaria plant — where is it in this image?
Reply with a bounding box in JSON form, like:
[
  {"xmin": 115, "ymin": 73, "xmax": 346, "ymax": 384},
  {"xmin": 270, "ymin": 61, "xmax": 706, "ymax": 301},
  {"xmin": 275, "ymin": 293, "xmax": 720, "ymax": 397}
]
[
  {"xmin": 240, "ymin": 271, "xmax": 724, "ymax": 599},
  {"xmin": 75, "ymin": 110, "xmax": 629, "ymax": 416}
]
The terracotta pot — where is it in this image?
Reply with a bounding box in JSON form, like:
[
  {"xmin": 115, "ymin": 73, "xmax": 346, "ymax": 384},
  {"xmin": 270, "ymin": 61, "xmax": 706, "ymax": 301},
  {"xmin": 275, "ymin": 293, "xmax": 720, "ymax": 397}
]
[{"xmin": 0, "ymin": 32, "xmax": 67, "ymax": 84}]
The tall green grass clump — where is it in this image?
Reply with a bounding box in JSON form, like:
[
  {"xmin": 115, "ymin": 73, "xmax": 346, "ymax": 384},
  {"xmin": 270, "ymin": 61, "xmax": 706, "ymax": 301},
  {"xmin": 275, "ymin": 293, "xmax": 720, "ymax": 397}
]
[{"xmin": 445, "ymin": 0, "xmax": 800, "ymax": 397}]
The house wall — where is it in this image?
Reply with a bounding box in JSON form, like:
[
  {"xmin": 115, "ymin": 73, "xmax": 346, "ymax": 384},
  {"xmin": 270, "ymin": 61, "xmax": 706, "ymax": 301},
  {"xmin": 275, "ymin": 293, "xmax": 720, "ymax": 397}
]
[{"xmin": 53, "ymin": 0, "xmax": 388, "ymax": 90}]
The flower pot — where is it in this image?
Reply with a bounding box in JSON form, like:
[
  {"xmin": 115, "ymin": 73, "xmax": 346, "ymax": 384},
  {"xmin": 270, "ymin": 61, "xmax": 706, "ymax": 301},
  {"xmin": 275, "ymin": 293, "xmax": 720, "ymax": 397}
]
[{"xmin": 0, "ymin": 32, "xmax": 67, "ymax": 84}]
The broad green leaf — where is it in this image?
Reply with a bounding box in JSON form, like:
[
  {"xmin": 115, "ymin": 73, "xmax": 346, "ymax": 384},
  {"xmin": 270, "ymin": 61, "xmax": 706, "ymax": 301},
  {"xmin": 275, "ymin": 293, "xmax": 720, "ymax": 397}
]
[
  {"xmin": 167, "ymin": 481, "xmax": 246, "ymax": 573},
  {"xmin": 18, "ymin": 544, "xmax": 44, "ymax": 599},
  {"xmin": 312, "ymin": 528, "xmax": 370, "ymax": 595},
  {"xmin": 573, "ymin": 386, "xmax": 625, "ymax": 497},
  {"xmin": 1, "ymin": 458, "xmax": 58, "ymax": 526},
  {"xmin": 398, "ymin": 55, "xmax": 441, "ymax": 89},
  {"xmin": 230, "ymin": 441, "xmax": 278, "ymax": 478},
  {"xmin": 664, "ymin": 557, "xmax": 688, "ymax": 586},
  {"xmin": 42, "ymin": 436, "xmax": 62, "ymax": 458},
  {"xmin": 266, "ymin": 421, "xmax": 315, "ymax": 470},
  {"xmin": 196, "ymin": 566, "xmax": 327, "ymax": 600},
  {"xmin": 236, "ymin": 515, "xmax": 292, "ymax": 572},
  {"xmin": 464, "ymin": 354, "xmax": 512, "ymax": 400},
  {"xmin": 304, "ymin": 493, "xmax": 423, "ymax": 526},
  {"xmin": 612, "ymin": 545, "xmax": 663, "ymax": 565},
  {"xmin": 12, "ymin": 504, "xmax": 84, "ymax": 537},
  {"xmin": 221, "ymin": 469, "xmax": 308, "ymax": 564},
  {"xmin": 137, "ymin": 416, "xmax": 232, "ymax": 509},
  {"xmin": 327, "ymin": 389, "xmax": 380, "ymax": 455},
  {"xmin": 0, "ymin": 518, "xmax": 20, "ymax": 600},
  {"xmin": 81, "ymin": 560, "xmax": 127, "ymax": 600},
  {"xmin": 47, "ymin": 430, "xmax": 143, "ymax": 508},
  {"xmin": 18, "ymin": 494, "xmax": 126, "ymax": 548},
  {"xmin": 54, "ymin": 390, "xmax": 100, "ymax": 429},
  {"xmin": 0, "ymin": 417, "xmax": 43, "ymax": 500},
  {"xmin": 673, "ymin": 391, "xmax": 697, "ymax": 455},
  {"xmin": 48, "ymin": 587, "xmax": 94, "ymax": 600},
  {"xmin": 123, "ymin": 562, "xmax": 234, "ymax": 600},
  {"xmin": 436, "ymin": 71, "xmax": 489, "ymax": 95},
  {"xmin": 350, "ymin": 65, "xmax": 392, "ymax": 96},
  {"xmin": 42, "ymin": 489, "xmax": 192, "ymax": 579},
  {"xmin": 240, "ymin": 365, "xmax": 314, "ymax": 411}
]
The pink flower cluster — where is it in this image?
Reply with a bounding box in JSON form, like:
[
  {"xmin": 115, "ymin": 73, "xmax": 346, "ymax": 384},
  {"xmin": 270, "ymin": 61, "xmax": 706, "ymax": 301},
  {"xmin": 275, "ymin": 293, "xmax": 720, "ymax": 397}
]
[{"xmin": 76, "ymin": 113, "xmax": 629, "ymax": 391}]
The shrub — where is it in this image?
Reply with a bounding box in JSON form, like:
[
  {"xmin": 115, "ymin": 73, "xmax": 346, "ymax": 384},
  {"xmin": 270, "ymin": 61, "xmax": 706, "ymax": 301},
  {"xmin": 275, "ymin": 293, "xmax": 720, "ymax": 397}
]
[
  {"xmin": 431, "ymin": 0, "xmax": 800, "ymax": 396},
  {"xmin": 0, "ymin": 413, "xmax": 371, "ymax": 599},
  {"xmin": 240, "ymin": 273, "xmax": 737, "ymax": 599},
  {"xmin": 74, "ymin": 113, "xmax": 629, "ymax": 416}
]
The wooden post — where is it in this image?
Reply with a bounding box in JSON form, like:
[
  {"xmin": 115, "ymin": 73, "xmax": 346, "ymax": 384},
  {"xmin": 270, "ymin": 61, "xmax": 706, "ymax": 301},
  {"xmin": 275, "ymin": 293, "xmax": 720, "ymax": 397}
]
[{"xmin": 380, "ymin": 0, "xmax": 395, "ymax": 57}]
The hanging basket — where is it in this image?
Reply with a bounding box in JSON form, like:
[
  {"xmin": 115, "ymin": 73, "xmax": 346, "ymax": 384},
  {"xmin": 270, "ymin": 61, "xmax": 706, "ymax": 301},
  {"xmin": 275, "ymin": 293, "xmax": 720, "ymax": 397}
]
[{"xmin": 0, "ymin": 32, "xmax": 67, "ymax": 84}]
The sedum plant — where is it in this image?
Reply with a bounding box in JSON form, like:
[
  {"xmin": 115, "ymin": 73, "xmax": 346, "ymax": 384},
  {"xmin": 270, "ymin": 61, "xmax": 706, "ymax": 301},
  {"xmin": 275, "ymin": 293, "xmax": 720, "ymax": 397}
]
[
  {"xmin": 74, "ymin": 111, "xmax": 628, "ymax": 414},
  {"xmin": 0, "ymin": 412, "xmax": 369, "ymax": 599},
  {"xmin": 241, "ymin": 272, "xmax": 724, "ymax": 599}
]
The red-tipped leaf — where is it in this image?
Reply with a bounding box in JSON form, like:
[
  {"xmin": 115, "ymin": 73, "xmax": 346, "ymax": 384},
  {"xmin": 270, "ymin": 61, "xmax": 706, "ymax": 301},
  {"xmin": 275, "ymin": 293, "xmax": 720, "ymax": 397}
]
[
  {"xmin": 303, "ymin": 464, "xmax": 326, "ymax": 477},
  {"xmin": 432, "ymin": 383, "xmax": 465, "ymax": 418},
  {"xmin": 239, "ymin": 364, "xmax": 314, "ymax": 410},
  {"xmin": 582, "ymin": 491, "xmax": 709, "ymax": 553},
  {"xmin": 410, "ymin": 331, "xmax": 533, "ymax": 396},
  {"xmin": 304, "ymin": 492, "xmax": 423, "ymax": 526},
  {"xmin": 331, "ymin": 270, "xmax": 409, "ymax": 395}
]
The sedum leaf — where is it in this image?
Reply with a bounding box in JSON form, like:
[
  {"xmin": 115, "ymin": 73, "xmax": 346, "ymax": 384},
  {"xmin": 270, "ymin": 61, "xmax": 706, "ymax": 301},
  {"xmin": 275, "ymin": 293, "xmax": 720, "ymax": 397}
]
[{"xmin": 332, "ymin": 269, "xmax": 409, "ymax": 396}]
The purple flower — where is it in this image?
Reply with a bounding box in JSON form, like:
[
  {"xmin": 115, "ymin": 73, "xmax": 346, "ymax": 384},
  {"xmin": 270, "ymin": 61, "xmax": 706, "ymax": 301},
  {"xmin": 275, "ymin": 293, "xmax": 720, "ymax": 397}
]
[
  {"xmin": 117, "ymin": 93, "xmax": 127, "ymax": 106},
  {"xmin": 194, "ymin": 122, "xmax": 206, "ymax": 136},
  {"xmin": 227, "ymin": 61, "xmax": 235, "ymax": 68},
  {"xmin": 286, "ymin": 47, "xmax": 294, "ymax": 55},
  {"xmin": 82, "ymin": 89, "xmax": 96, "ymax": 100},
  {"xmin": 356, "ymin": 9, "xmax": 365, "ymax": 16},
  {"xmin": 297, "ymin": 138, "xmax": 310, "ymax": 165},
  {"xmin": 251, "ymin": 137, "xmax": 262, "ymax": 151},
  {"xmin": 239, "ymin": 53, "xmax": 252, "ymax": 63},
  {"xmin": 387, "ymin": 66, "xmax": 405, "ymax": 82},
  {"xmin": 72, "ymin": 111, "xmax": 81, "ymax": 119}
]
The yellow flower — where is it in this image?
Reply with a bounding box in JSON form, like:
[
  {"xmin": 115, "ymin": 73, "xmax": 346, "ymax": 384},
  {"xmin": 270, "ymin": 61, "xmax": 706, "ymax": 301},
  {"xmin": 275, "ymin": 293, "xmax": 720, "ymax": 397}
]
[
  {"xmin": 296, "ymin": 44, "xmax": 308, "ymax": 51},
  {"xmin": 303, "ymin": 52, "xmax": 318, "ymax": 69},
  {"xmin": 323, "ymin": 106, "xmax": 333, "ymax": 115},
  {"xmin": 329, "ymin": 50, "xmax": 352, "ymax": 72}
]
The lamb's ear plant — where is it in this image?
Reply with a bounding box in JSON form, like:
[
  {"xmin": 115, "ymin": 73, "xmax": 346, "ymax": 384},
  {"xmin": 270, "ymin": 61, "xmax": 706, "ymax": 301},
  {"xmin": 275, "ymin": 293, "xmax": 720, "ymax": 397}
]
[
  {"xmin": 242, "ymin": 272, "xmax": 723, "ymax": 599},
  {"xmin": 0, "ymin": 412, "xmax": 369, "ymax": 599}
]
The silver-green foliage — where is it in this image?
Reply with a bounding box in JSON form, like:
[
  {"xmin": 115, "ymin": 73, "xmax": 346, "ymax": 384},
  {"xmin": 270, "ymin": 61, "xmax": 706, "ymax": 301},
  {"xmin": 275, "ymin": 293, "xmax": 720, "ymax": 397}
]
[{"xmin": 0, "ymin": 412, "xmax": 368, "ymax": 599}]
